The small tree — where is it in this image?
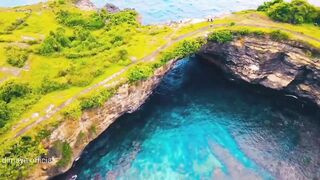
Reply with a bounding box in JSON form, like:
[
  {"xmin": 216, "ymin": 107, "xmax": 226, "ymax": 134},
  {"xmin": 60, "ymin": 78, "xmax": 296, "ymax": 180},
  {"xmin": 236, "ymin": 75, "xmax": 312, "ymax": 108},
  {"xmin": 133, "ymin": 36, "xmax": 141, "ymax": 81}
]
[
  {"xmin": 6, "ymin": 47, "xmax": 29, "ymax": 68},
  {"xmin": 0, "ymin": 101, "xmax": 10, "ymax": 128},
  {"xmin": 0, "ymin": 80, "xmax": 31, "ymax": 103}
]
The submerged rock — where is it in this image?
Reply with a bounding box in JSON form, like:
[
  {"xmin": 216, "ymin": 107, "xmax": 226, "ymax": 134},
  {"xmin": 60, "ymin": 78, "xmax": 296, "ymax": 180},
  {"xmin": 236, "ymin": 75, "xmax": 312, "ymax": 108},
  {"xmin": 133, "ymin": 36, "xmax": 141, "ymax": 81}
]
[{"xmin": 198, "ymin": 36, "xmax": 320, "ymax": 107}]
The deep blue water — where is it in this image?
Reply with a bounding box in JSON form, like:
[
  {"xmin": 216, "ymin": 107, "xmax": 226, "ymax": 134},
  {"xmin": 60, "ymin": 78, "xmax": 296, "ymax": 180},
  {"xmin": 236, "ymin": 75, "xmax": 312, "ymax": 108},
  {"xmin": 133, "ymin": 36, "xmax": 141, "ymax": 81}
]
[
  {"xmin": 57, "ymin": 57, "xmax": 320, "ymax": 180},
  {"xmin": 1, "ymin": 0, "xmax": 320, "ymax": 24}
]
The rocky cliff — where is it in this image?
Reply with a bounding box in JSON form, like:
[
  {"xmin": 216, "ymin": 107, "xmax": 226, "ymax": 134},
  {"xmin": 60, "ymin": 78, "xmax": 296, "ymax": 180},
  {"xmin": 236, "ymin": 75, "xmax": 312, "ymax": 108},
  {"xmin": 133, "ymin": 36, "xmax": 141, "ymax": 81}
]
[
  {"xmin": 198, "ymin": 36, "xmax": 320, "ymax": 107},
  {"xmin": 31, "ymin": 35, "xmax": 320, "ymax": 179},
  {"xmin": 30, "ymin": 60, "xmax": 177, "ymax": 179}
]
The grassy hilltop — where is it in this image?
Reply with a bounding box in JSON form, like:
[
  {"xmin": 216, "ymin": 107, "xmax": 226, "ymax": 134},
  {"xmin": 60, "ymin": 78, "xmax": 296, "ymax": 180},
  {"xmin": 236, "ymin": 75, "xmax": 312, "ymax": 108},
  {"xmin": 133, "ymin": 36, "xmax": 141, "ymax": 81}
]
[{"xmin": 0, "ymin": 0, "xmax": 319, "ymax": 178}]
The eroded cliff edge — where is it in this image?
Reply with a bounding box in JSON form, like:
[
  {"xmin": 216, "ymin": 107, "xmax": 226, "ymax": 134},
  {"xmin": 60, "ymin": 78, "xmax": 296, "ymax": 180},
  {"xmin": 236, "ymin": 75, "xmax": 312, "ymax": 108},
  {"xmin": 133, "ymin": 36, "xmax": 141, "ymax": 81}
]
[
  {"xmin": 30, "ymin": 60, "xmax": 178, "ymax": 179},
  {"xmin": 32, "ymin": 36, "xmax": 320, "ymax": 179},
  {"xmin": 198, "ymin": 36, "xmax": 320, "ymax": 107}
]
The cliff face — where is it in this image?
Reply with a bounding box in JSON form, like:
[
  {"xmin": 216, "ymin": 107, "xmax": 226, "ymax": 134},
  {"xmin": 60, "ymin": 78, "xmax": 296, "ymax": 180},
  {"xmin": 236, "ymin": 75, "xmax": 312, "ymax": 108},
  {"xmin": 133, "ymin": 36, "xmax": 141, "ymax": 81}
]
[
  {"xmin": 31, "ymin": 36, "xmax": 320, "ymax": 179},
  {"xmin": 198, "ymin": 36, "xmax": 320, "ymax": 107},
  {"xmin": 31, "ymin": 60, "xmax": 177, "ymax": 179}
]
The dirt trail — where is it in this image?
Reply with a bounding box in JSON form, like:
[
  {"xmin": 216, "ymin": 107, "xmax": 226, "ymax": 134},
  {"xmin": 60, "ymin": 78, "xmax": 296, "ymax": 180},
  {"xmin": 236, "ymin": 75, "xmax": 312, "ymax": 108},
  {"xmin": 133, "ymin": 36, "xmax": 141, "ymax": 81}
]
[{"xmin": 13, "ymin": 23, "xmax": 320, "ymax": 139}]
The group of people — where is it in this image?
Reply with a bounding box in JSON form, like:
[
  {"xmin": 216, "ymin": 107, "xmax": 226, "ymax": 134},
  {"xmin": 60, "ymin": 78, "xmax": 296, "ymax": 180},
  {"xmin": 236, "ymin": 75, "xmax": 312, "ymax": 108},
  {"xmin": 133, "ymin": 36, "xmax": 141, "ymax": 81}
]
[{"xmin": 207, "ymin": 17, "xmax": 214, "ymax": 22}]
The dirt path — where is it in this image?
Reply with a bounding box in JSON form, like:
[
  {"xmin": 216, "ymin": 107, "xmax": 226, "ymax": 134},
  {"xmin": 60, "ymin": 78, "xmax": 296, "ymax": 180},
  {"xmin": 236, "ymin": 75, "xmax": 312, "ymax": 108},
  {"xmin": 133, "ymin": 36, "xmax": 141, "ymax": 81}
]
[{"xmin": 13, "ymin": 23, "xmax": 320, "ymax": 138}]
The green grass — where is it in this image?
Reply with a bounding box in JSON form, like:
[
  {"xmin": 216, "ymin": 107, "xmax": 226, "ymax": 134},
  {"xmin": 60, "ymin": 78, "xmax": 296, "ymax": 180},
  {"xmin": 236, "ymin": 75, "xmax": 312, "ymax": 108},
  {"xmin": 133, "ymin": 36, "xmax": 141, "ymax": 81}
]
[
  {"xmin": 214, "ymin": 11, "xmax": 320, "ymax": 42},
  {"xmin": 0, "ymin": 44, "xmax": 9, "ymax": 66}
]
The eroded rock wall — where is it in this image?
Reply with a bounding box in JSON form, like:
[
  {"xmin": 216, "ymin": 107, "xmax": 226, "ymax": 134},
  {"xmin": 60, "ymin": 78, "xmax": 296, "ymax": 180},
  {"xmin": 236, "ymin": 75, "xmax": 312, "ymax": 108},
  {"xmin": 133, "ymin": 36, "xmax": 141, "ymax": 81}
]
[
  {"xmin": 31, "ymin": 60, "xmax": 177, "ymax": 179},
  {"xmin": 198, "ymin": 36, "xmax": 320, "ymax": 107}
]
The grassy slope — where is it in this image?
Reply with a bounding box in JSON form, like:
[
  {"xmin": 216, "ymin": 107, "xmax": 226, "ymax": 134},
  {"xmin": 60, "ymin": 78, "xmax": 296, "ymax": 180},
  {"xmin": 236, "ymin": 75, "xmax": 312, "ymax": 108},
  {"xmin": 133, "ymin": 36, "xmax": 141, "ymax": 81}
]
[
  {"xmin": 1, "ymin": 1, "xmax": 319, "ymax": 144},
  {"xmin": 0, "ymin": 2, "xmax": 171, "ymax": 146},
  {"xmin": 213, "ymin": 11, "xmax": 320, "ymax": 48}
]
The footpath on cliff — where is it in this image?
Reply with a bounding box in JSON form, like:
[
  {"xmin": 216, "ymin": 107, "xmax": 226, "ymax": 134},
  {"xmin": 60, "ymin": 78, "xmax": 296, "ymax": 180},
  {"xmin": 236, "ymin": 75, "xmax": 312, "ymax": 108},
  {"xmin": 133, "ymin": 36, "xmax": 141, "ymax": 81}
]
[{"xmin": 13, "ymin": 21, "xmax": 320, "ymax": 140}]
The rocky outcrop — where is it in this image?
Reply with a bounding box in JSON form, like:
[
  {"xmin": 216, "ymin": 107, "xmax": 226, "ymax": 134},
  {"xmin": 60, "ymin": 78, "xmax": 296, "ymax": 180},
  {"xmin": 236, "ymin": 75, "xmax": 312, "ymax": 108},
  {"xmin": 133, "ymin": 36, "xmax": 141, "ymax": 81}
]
[
  {"xmin": 198, "ymin": 36, "xmax": 320, "ymax": 107},
  {"xmin": 76, "ymin": 0, "xmax": 96, "ymax": 11},
  {"xmin": 104, "ymin": 3, "xmax": 120, "ymax": 13},
  {"xmin": 30, "ymin": 60, "xmax": 177, "ymax": 179}
]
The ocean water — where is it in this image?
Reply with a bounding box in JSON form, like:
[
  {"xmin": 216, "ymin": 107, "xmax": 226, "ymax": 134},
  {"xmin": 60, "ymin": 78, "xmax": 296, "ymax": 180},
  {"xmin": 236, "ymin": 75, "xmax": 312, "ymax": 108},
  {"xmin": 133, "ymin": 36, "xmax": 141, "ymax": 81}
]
[
  {"xmin": 57, "ymin": 57, "xmax": 320, "ymax": 180},
  {"xmin": 1, "ymin": 0, "xmax": 320, "ymax": 24}
]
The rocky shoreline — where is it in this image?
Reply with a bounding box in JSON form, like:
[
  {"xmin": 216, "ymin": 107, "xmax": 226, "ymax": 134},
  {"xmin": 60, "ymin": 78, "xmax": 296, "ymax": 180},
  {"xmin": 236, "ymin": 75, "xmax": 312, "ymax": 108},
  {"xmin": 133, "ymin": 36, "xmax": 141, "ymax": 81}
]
[{"xmin": 198, "ymin": 36, "xmax": 320, "ymax": 108}]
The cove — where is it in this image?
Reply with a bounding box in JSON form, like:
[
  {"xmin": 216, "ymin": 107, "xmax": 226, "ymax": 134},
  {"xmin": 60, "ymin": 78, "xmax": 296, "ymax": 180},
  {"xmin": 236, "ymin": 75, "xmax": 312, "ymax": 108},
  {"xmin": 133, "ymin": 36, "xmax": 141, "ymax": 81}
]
[{"xmin": 57, "ymin": 57, "xmax": 320, "ymax": 180}]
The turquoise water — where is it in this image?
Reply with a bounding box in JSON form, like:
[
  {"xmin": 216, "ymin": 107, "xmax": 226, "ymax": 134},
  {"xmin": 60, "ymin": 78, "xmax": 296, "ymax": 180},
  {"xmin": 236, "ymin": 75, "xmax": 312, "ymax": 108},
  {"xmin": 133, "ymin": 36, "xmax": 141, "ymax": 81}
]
[
  {"xmin": 1, "ymin": 0, "xmax": 320, "ymax": 24},
  {"xmin": 57, "ymin": 57, "xmax": 320, "ymax": 180}
]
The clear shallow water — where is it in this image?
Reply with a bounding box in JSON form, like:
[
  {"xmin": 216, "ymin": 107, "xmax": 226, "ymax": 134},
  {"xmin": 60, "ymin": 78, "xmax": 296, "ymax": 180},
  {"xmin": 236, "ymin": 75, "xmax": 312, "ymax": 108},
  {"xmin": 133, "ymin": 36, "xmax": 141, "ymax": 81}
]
[{"xmin": 57, "ymin": 57, "xmax": 320, "ymax": 180}]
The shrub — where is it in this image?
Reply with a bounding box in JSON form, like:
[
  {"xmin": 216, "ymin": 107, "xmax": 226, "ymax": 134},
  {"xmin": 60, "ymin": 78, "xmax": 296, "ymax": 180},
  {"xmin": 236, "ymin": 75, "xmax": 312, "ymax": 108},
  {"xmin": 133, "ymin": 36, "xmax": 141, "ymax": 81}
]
[
  {"xmin": 0, "ymin": 101, "xmax": 10, "ymax": 128},
  {"xmin": 0, "ymin": 136, "xmax": 46, "ymax": 179},
  {"xmin": 56, "ymin": 11, "xmax": 105, "ymax": 30},
  {"xmin": 208, "ymin": 30, "xmax": 233, "ymax": 43},
  {"xmin": 61, "ymin": 101, "xmax": 82, "ymax": 120},
  {"xmin": 0, "ymin": 80, "xmax": 31, "ymax": 103},
  {"xmin": 158, "ymin": 38, "xmax": 205, "ymax": 65},
  {"xmin": 54, "ymin": 141, "xmax": 72, "ymax": 167},
  {"xmin": 40, "ymin": 77, "xmax": 68, "ymax": 94},
  {"xmin": 39, "ymin": 28, "xmax": 70, "ymax": 55},
  {"xmin": 39, "ymin": 36, "xmax": 62, "ymax": 55},
  {"xmin": 80, "ymin": 89, "xmax": 114, "ymax": 110},
  {"xmin": 270, "ymin": 30, "xmax": 289, "ymax": 41},
  {"xmin": 58, "ymin": 0, "xmax": 65, "ymax": 4},
  {"xmin": 106, "ymin": 10, "xmax": 138, "ymax": 26},
  {"xmin": 128, "ymin": 64, "xmax": 153, "ymax": 83},
  {"xmin": 75, "ymin": 131, "xmax": 86, "ymax": 148},
  {"xmin": 261, "ymin": 0, "xmax": 319, "ymax": 25},
  {"xmin": 6, "ymin": 46, "xmax": 29, "ymax": 68},
  {"xmin": 257, "ymin": 0, "xmax": 283, "ymax": 11},
  {"xmin": 234, "ymin": 29, "xmax": 250, "ymax": 36}
]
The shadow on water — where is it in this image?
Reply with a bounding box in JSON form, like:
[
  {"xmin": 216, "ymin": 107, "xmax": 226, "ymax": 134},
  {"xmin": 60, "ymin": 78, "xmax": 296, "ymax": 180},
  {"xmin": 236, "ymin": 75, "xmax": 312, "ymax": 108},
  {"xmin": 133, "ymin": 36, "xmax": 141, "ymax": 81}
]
[{"xmin": 54, "ymin": 56, "xmax": 320, "ymax": 180}]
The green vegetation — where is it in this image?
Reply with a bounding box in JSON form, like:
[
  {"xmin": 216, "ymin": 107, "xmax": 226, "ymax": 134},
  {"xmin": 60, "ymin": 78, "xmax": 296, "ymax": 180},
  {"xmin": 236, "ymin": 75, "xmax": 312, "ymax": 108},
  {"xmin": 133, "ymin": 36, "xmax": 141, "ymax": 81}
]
[
  {"xmin": 6, "ymin": 46, "xmax": 29, "ymax": 68},
  {"xmin": 158, "ymin": 38, "xmax": 206, "ymax": 66},
  {"xmin": 207, "ymin": 29, "xmax": 290, "ymax": 43},
  {"xmin": 128, "ymin": 64, "xmax": 153, "ymax": 83},
  {"xmin": 61, "ymin": 101, "xmax": 82, "ymax": 120},
  {"xmin": 258, "ymin": 0, "xmax": 320, "ymax": 25},
  {"xmin": 208, "ymin": 30, "xmax": 233, "ymax": 43},
  {"xmin": 0, "ymin": 80, "xmax": 39, "ymax": 128},
  {"xmin": 270, "ymin": 30, "xmax": 289, "ymax": 41},
  {"xmin": 80, "ymin": 88, "xmax": 114, "ymax": 110},
  {"xmin": 0, "ymin": 135, "xmax": 47, "ymax": 179},
  {"xmin": 53, "ymin": 140, "xmax": 72, "ymax": 167}
]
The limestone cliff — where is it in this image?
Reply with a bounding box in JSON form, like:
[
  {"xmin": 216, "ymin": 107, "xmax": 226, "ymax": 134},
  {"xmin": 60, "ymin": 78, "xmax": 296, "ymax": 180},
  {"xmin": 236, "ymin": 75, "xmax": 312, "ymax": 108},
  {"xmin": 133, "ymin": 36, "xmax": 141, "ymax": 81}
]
[
  {"xmin": 198, "ymin": 36, "xmax": 320, "ymax": 107},
  {"xmin": 30, "ymin": 60, "xmax": 177, "ymax": 179},
  {"xmin": 31, "ymin": 35, "xmax": 320, "ymax": 179}
]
